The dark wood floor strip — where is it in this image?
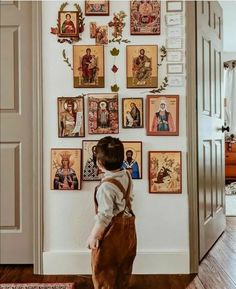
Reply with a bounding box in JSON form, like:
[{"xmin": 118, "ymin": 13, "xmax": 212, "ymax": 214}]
[
  {"xmin": 198, "ymin": 253, "xmax": 236, "ymax": 289},
  {"xmin": 208, "ymin": 239, "xmax": 236, "ymax": 285},
  {"xmin": 186, "ymin": 276, "xmax": 205, "ymax": 289}
]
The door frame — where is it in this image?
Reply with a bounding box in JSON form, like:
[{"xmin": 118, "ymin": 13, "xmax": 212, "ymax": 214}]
[
  {"xmin": 186, "ymin": 1, "xmax": 199, "ymax": 273},
  {"xmin": 31, "ymin": 1, "xmax": 200, "ymax": 275},
  {"xmin": 32, "ymin": 1, "xmax": 43, "ymax": 274}
]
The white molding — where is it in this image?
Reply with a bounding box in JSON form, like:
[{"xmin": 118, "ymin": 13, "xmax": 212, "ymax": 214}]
[
  {"xmin": 43, "ymin": 250, "xmax": 189, "ymax": 275},
  {"xmin": 186, "ymin": 2, "xmax": 199, "ymax": 273},
  {"xmin": 32, "ymin": 1, "xmax": 43, "ymax": 274}
]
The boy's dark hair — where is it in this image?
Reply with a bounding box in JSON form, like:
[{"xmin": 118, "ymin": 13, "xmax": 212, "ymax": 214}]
[{"xmin": 96, "ymin": 136, "xmax": 124, "ymax": 171}]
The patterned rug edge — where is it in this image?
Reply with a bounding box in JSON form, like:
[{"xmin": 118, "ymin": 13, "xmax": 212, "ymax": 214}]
[{"xmin": 0, "ymin": 284, "xmax": 75, "ymax": 289}]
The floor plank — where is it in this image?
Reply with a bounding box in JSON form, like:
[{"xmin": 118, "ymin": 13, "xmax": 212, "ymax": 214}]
[
  {"xmin": 198, "ymin": 254, "xmax": 236, "ymax": 289},
  {"xmin": 186, "ymin": 277, "xmax": 205, "ymax": 289},
  {"xmin": 226, "ymin": 218, "xmax": 236, "ymax": 231}
]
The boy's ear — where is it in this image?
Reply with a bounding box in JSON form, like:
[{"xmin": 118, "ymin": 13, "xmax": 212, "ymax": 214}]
[{"xmin": 96, "ymin": 160, "xmax": 103, "ymax": 169}]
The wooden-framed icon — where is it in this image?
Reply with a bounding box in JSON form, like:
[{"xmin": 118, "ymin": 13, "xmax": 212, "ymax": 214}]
[
  {"xmin": 85, "ymin": 0, "xmax": 109, "ymax": 16},
  {"xmin": 122, "ymin": 98, "xmax": 144, "ymax": 128},
  {"xmin": 95, "ymin": 25, "xmax": 109, "ymax": 45},
  {"xmin": 130, "ymin": 0, "xmax": 161, "ymax": 35},
  {"xmin": 57, "ymin": 96, "xmax": 85, "ymax": 137},
  {"xmin": 88, "ymin": 93, "xmax": 119, "ymax": 134},
  {"xmin": 166, "ymin": 1, "xmax": 183, "ymax": 12},
  {"xmin": 146, "ymin": 95, "xmax": 179, "ymax": 136},
  {"xmin": 122, "ymin": 141, "xmax": 142, "ymax": 179},
  {"xmin": 58, "ymin": 11, "xmax": 80, "ymax": 38},
  {"xmin": 82, "ymin": 140, "xmax": 104, "ymax": 181},
  {"xmin": 51, "ymin": 148, "xmax": 82, "ymax": 190},
  {"xmin": 148, "ymin": 151, "xmax": 182, "ymax": 193},
  {"xmin": 126, "ymin": 45, "xmax": 158, "ymax": 88},
  {"xmin": 73, "ymin": 45, "xmax": 104, "ymax": 88},
  {"xmin": 89, "ymin": 22, "xmax": 97, "ymax": 38}
]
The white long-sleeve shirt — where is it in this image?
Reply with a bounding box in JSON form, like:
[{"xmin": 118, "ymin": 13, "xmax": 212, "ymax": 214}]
[{"xmin": 95, "ymin": 169, "xmax": 134, "ymax": 229}]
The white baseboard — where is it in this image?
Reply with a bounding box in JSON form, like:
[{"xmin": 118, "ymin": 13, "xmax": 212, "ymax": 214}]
[{"xmin": 43, "ymin": 250, "xmax": 189, "ymax": 274}]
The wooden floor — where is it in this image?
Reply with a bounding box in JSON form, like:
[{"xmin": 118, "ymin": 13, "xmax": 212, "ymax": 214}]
[{"xmin": 0, "ymin": 217, "xmax": 235, "ymax": 289}]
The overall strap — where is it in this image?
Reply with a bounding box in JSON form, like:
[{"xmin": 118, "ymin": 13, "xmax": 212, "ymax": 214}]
[
  {"xmin": 124, "ymin": 171, "xmax": 132, "ymax": 211},
  {"xmin": 102, "ymin": 171, "xmax": 133, "ymax": 212},
  {"xmin": 94, "ymin": 183, "xmax": 101, "ymax": 214}
]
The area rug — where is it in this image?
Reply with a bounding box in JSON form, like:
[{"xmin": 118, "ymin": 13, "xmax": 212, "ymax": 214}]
[
  {"xmin": 225, "ymin": 182, "xmax": 236, "ymax": 195},
  {"xmin": 0, "ymin": 284, "xmax": 74, "ymax": 289}
]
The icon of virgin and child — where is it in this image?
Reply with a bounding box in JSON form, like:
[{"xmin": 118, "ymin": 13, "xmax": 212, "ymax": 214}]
[{"xmin": 79, "ymin": 48, "xmax": 98, "ymax": 85}]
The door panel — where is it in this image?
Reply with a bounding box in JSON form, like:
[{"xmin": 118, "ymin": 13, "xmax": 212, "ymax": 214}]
[
  {"xmin": 0, "ymin": 1, "xmax": 33, "ymax": 263},
  {"xmin": 197, "ymin": 1, "xmax": 225, "ymax": 259}
]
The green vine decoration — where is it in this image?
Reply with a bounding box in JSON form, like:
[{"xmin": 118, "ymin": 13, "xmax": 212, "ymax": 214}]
[
  {"xmin": 62, "ymin": 49, "xmax": 73, "ymax": 70},
  {"xmin": 59, "ymin": 2, "xmax": 68, "ymax": 11},
  {"xmin": 149, "ymin": 77, "xmax": 168, "ymax": 94},
  {"xmin": 158, "ymin": 46, "xmax": 167, "ymax": 67},
  {"xmin": 74, "ymin": 3, "xmax": 85, "ymax": 35}
]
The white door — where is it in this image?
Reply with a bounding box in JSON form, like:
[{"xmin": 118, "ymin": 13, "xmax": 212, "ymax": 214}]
[
  {"xmin": 0, "ymin": 1, "xmax": 33, "ymax": 263},
  {"xmin": 197, "ymin": 1, "xmax": 226, "ymax": 259}
]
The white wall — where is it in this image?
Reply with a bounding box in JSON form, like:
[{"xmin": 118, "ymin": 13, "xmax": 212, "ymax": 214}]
[
  {"xmin": 42, "ymin": 0, "xmax": 189, "ymax": 274},
  {"xmin": 220, "ymin": 0, "xmax": 236, "ymax": 52}
]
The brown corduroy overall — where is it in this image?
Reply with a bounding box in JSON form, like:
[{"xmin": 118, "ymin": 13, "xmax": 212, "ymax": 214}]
[{"xmin": 91, "ymin": 172, "xmax": 137, "ymax": 289}]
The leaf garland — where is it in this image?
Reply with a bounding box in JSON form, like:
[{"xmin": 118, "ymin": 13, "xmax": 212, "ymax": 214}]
[
  {"xmin": 158, "ymin": 46, "xmax": 167, "ymax": 67},
  {"xmin": 149, "ymin": 77, "xmax": 168, "ymax": 94},
  {"xmin": 59, "ymin": 2, "xmax": 68, "ymax": 11},
  {"xmin": 74, "ymin": 3, "xmax": 85, "ymax": 34},
  {"xmin": 110, "ymin": 48, "xmax": 120, "ymax": 92},
  {"xmin": 62, "ymin": 49, "xmax": 73, "ymax": 70}
]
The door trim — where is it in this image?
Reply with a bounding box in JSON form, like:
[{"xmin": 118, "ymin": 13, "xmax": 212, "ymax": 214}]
[
  {"xmin": 186, "ymin": 1, "xmax": 199, "ymax": 273},
  {"xmin": 32, "ymin": 1, "xmax": 43, "ymax": 274}
]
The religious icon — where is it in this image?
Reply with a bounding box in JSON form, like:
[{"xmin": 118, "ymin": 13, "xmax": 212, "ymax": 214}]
[
  {"xmin": 95, "ymin": 25, "xmax": 109, "ymax": 45},
  {"xmin": 90, "ymin": 22, "xmax": 97, "ymax": 38},
  {"xmin": 122, "ymin": 98, "xmax": 144, "ymax": 128},
  {"xmin": 122, "ymin": 141, "xmax": 142, "ymax": 179},
  {"xmin": 57, "ymin": 97, "xmax": 85, "ymax": 137},
  {"xmin": 82, "ymin": 140, "xmax": 104, "ymax": 181},
  {"xmin": 51, "ymin": 3, "xmax": 84, "ymax": 44},
  {"xmin": 73, "ymin": 45, "xmax": 104, "ymax": 88},
  {"xmin": 149, "ymin": 151, "xmax": 182, "ymax": 193},
  {"xmin": 127, "ymin": 45, "xmax": 158, "ymax": 88},
  {"xmin": 130, "ymin": 0, "xmax": 161, "ymax": 35},
  {"xmin": 88, "ymin": 93, "xmax": 119, "ymax": 134},
  {"xmin": 51, "ymin": 149, "xmax": 82, "ymax": 190},
  {"xmin": 147, "ymin": 95, "xmax": 179, "ymax": 136},
  {"xmin": 58, "ymin": 12, "xmax": 78, "ymax": 37},
  {"xmin": 85, "ymin": 0, "xmax": 109, "ymax": 16}
]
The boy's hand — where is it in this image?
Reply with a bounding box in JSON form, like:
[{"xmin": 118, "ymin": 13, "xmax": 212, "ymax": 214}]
[{"xmin": 87, "ymin": 236, "xmax": 99, "ymax": 250}]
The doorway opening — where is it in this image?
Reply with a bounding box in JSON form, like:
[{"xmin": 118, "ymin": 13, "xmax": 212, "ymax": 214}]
[{"xmin": 224, "ymin": 60, "xmax": 236, "ymax": 217}]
